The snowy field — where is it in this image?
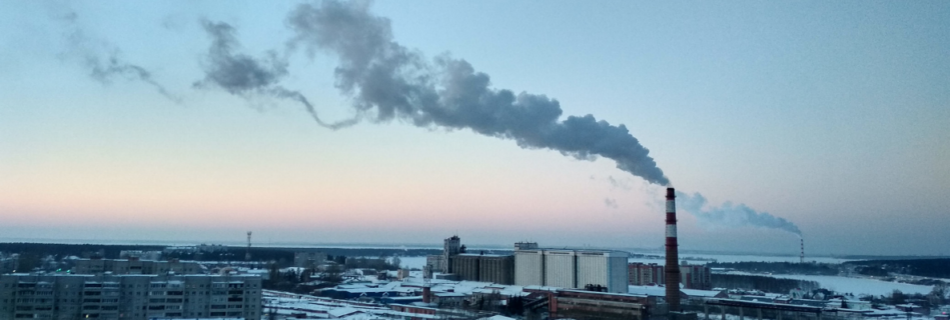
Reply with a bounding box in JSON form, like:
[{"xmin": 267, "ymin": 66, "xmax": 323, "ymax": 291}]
[{"xmin": 725, "ymin": 271, "xmax": 933, "ymax": 296}]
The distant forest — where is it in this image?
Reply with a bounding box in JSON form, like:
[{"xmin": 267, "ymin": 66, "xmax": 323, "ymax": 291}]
[
  {"xmin": 0, "ymin": 243, "xmax": 441, "ymax": 267},
  {"xmin": 843, "ymin": 259, "xmax": 950, "ymax": 278},
  {"xmin": 707, "ymin": 261, "xmax": 839, "ymax": 275},
  {"xmin": 0, "ymin": 243, "xmax": 166, "ymax": 259}
]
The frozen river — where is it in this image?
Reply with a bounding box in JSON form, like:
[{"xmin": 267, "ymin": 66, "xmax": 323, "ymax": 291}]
[
  {"xmin": 629, "ymin": 252, "xmax": 856, "ymax": 265},
  {"xmin": 724, "ymin": 271, "xmax": 933, "ymax": 296}
]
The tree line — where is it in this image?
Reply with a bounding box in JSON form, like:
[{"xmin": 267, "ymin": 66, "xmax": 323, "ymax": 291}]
[
  {"xmin": 843, "ymin": 258, "xmax": 950, "ymax": 278},
  {"xmin": 711, "ymin": 273, "xmax": 820, "ymax": 293},
  {"xmin": 706, "ymin": 261, "xmax": 839, "ymax": 275}
]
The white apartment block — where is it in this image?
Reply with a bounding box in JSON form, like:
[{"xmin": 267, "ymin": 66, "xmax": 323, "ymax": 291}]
[{"xmin": 0, "ymin": 274, "xmax": 262, "ymax": 320}]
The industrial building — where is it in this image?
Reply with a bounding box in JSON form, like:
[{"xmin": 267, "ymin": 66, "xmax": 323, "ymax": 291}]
[
  {"xmin": 449, "ymin": 254, "xmax": 514, "ymax": 284},
  {"xmin": 549, "ymin": 289, "xmax": 654, "ymax": 320},
  {"xmin": 0, "ymin": 273, "xmax": 262, "ymax": 320},
  {"xmin": 72, "ymin": 258, "xmax": 204, "ymax": 275},
  {"xmin": 424, "ymin": 236, "xmax": 461, "ymax": 277},
  {"xmin": 425, "ymin": 236, "xmax": 515, "ymax": 284},
  {"xmin": 514, "ymin": 247, "xmax": 628, "ymax": 293}
]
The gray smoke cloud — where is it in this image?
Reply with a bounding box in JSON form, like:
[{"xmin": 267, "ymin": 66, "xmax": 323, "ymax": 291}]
[
  {"xmin": 608, "ymin": 176, "xmax": 633, "ymax": 191},
  {"xmin": 58, "ymin": 10, "xmax": 180, "ymax": 103},
  {"xmin": 195, "ymin": 20, "xmax": 358, "ymax": 130},
  {"xmin": 284, "ymin": 0, "xmax": 670, "ymax": 185},
  {"xmin": 676, "ymin": 191, "xmax": 802, "ymax": 236}
]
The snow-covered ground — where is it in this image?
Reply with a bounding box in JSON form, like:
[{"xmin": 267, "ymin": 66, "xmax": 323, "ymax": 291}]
[{"xmin": 724, "ymin": 271, "xmax": 934, "ymax": 296}]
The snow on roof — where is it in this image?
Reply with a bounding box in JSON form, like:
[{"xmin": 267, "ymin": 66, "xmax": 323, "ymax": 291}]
[
  {"xmin": 522, "ymin": 285, "xmax": 560, "ymax": 292},
  {"xmin": 468, "ymin": 285, "xmax": 531, "ymax": 297},
  {"xmin": 328, "ymin": 307, "xmax": 363, "ymax": 318},
  {"xmin": 561, "ymin": 289, "xmax": 648, "ymax": 298},
  {"xmin": 627, "ymin": 285, "xmax": 667, "ymax": 297},
  {"xmin": 681, "ymin": 288, "xmax": 724, "ymax": 298},
  {"xmin": 338, "ymin": 284, "xmax": 371, "ymax": 290},
  {"xmin": 383, "ymin": 296, "xmax": 422, "ymax": 301}
]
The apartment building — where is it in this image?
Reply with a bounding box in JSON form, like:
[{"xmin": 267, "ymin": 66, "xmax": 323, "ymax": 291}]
[
  {"xmin": 0, "ymin": 273, "xmax": 262, "ymax": 320},
  {"xmin": 628, "ymin": 261, "xmax": 711, "ymax": 290}
]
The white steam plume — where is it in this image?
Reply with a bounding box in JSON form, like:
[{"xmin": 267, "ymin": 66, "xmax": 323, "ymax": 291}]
[
  {"xmin": 282, "ymin": 0, "xmax": 670, "ymax": 185},
  {"xmin": 676, "ymin": 191, "xmax": 802, "ymax": 236},
  {"xmin": 194, "ymin": 20, "xmax": 358, "ymax": 130},
  {"xmin": 58, "ymin": 10, "xmax": 180, "ymax": 103}
]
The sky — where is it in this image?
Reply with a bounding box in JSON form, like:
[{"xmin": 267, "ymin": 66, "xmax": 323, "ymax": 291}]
[{"xmin": 1, "ymin": 1, "xmax": 948, "ymax": 256}]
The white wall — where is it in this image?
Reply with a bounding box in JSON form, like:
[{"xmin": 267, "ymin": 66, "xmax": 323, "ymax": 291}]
[
  {"xmin": 544, "ymin": 251, "xmax": 576, "ymax": 289},
  {"xmin": 514, "ymin": 250, "xmax": 543, "ymax": 286}
]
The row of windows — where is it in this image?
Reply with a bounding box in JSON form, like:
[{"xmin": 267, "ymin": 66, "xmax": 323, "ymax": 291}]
[{"xmin": 15, "ymin": 290, "xmax": 54, "ymax": 296}]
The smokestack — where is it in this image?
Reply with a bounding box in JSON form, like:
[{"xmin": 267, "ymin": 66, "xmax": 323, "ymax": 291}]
[
  {"xmin": 422, "ymin": 284, "xmax": 431, "ymax": 304},
  {"xmin": 800, "ymin": 238, "xmax": 804, "ymax": 264},
  {"xmin": 665, "ymin": 187, "xmax": 681, "ymax": 312}
]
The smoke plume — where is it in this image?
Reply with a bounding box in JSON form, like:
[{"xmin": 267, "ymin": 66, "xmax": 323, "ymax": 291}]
[
  {"xmin": 283, "ymin": 0, "xmax": 669, "ymax": 185},
  {"xmin": 676, "ymin": 191, "xmax": 802, "ymax": 236},
  {"xmin": 58, "ymin": 10, "xmax": 180, "ymax": 103},
  {"xmin": 195, "ymin": 20, "xmax": 358, "ymax": 130}
]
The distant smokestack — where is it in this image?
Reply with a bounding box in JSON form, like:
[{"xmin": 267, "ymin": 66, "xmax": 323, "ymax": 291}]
[
  {"xmin": 665, "ymin": 187, "xmax": 681, "ymax": 311},
  {"xmin": 246, "ymin": 231, "xmax": 252, "ymax": 261},
  {"xmin": 800, "ymin": 238, "xmax": 804, "ymax": 264},
  {"xmin": 422, "ymin": 284, "xmax": 431, "ymax": 304}
]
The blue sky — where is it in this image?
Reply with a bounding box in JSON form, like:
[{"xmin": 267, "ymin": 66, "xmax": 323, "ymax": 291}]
[{"xmin": 1, "ymin": 1, "xmax": 948, "ymax": 255}]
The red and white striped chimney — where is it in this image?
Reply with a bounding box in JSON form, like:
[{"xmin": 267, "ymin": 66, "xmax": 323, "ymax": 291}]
[{"xmin": 665, "ymin": 187, "xmax": 681, "ymax": 312}]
